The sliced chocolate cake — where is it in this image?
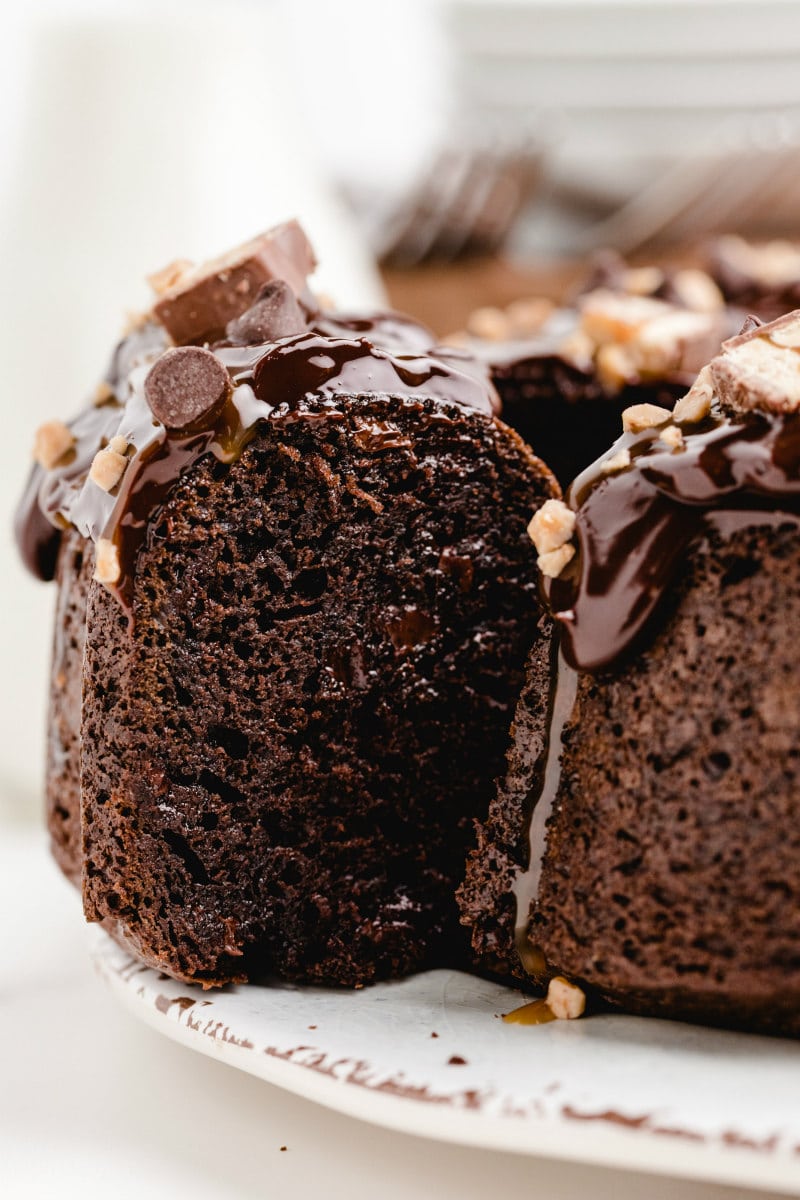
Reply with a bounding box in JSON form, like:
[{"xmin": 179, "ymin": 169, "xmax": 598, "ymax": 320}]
[
  {"xmin": 460, "ymin": 312, "xmax": 800, "ymax": 1035},
  {"xmin": 452, "ymin": 271, "xmax": 733, "ymax": 488},
  {"xmin": 16, "ymin": 222, "xmax": 557, "ymax": 988}
]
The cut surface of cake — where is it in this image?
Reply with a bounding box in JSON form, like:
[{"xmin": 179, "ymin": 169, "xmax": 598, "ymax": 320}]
[
  {"xmin": 460, "ymin": 312, "xmax": 800, "ymax": 1035},
  {"xmin": 16, "ymin": 222, "xmax": 557, "ymax": 988}
]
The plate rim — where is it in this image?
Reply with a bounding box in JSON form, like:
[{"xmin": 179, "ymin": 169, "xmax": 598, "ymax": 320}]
[{"xmin": 89, "ymin": 928, "xmax": 800, "ymax": 1195}]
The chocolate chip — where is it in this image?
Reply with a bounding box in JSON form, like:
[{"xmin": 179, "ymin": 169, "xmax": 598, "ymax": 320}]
[
  {"xmin": 144, "ymin": 347, "xmax": 231, "ymax": 431},
  {"xmin": 226, "ymin": 280, "xmax": 308, "ymax": 345},
  {"xmin": 737, "ymin": 313, "xmax": 765, "ymax": 339},
  {"xmin": 152, "ymin": 221, "xmax": 316, "ymax": 345}
]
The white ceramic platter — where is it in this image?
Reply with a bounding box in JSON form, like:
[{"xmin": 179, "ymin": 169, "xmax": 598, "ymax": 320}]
[{"xmin": 90, "ymin": 927, "xmax": 800, "ymax": 1194}]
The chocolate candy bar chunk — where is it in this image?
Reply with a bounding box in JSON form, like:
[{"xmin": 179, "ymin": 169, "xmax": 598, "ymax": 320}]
[{"xmin": 153, "ymin": 221, "xmax": 316, "ymax": 345}]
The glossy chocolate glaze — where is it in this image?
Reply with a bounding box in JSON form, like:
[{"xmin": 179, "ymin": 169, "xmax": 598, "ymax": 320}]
[
  {"xmin": 311, "ymin": 309, "xmax": 438, "ymax": 354},
  {"xmin": 512, "ymin": 406, "xmax": 800, "ymax": 982},
  {"xmin": 14, "ymin": 322, "xmax": 168, "ymax": 582},
  {"xmin": 551, "ymin": 410, "xmax": 800, "ymax": 673},
  {"xmin": 250, "ymin": 331, "xmax": 495, "ymax": 417},
  {"xmin": 15, "ymin": 307, "xmax": 497, "ymax": 611}
]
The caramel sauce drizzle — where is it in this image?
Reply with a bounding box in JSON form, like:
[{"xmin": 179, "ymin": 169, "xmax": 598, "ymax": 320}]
[{"xmin": 502, "ymin": 998, "xmax": 556, "ymax": 1026}]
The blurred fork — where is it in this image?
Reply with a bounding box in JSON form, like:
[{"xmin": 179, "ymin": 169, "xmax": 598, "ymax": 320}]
[
  {"xmin": 578, "ymin": 114, "xmax": 800, "ymax": 255},
  {"xmin": 375, "ymin": 131, "xmax": 546, "ymax": 266}
]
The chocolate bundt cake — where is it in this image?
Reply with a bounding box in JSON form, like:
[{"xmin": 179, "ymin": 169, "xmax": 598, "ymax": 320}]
[
  {"xmin": 454, "ymin": 270, "xmax": 733, "ymax": 487},
  {"xmin": 460, "ymin": 311, "xmax": 800, "ymax": 1035},
  {"xmin": 16, "ymin": 222, "xmax": 557, "ymax": 988}
]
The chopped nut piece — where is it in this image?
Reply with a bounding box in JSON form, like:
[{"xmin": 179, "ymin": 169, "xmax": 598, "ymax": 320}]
[
  {"xmin": 670, "ymin": 268, "xmax": 724, "ymax": 313},
  {"xmin": 673, "ymin": 366, "xmax": 714, "ymax": 424},
  {"xmin": 109, "ymin": 435, "xmax": 129, "ymax": 455},
  {"xmin": 89, "ymin": 446, "xmax": 128, "ymax": 492},
  {"xmin": 93, "ymin": 538, "xmax": 121, "ymax": 585},
  {"xmin": 558, "ymin": 329, "xmax": 595, "ymax": 371},
  {"xmin": 546, "ymin": 976, "xmax": 586, "ymax": 1020},
  {"xmin": 467, "ymin": 306, "xmax": 510, "ymax": 342},
  {"xmin": 538, "ymin": 543, "xmax": 575, "ymax": 579},
  {"xmin": 659, "ymin": 424, "xmax": 684, "ymax": 450},
  {"xmin": 600, "ymin": 447, "xmax": 631, "ymax": 473},
  {"xmin": 505, "ymin": 296, "xmax": 554, "ymax": 337},
  {"xmin": 146, "ymin": 258, "xmax": 193, "ymax": 297},
  {"xmin": 32, "ymin": 420, "xmax": 75, "ymax": 469},
  {"xmin": 596, "ymin": 342, "xmax": 636, "ymax": 392},
  {"xmin": 440, "ymin": 330, "xmax": 470, "ymax": 348},
  {"xmin": 580, "ymin": 289, "xmax": 669, "ymax": 346},
  {"xmin": 93, "ymin": 381, "xmax": 115, "ymax": 406},
  {"xmin": 621, "ymin": 266, "xmax": 664, "ymax": 296},
  {"xmin": 527, "ymin": 498, "xmax": 576, "ymax": 555},
  {"xmin": 621, "ymin": 402, "xmax": 672, "ymax": 434},
  {"xmin": 631, "ymin": 310, "xmax": 718, "ymax": 376}
]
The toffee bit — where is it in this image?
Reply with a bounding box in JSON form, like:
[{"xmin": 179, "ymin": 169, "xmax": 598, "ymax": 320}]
[
  {"xmin": 33, "ymin": 420, "xmax": 75, "ymax": 469},
  {"xmin": 146, "ymin": 258, "xmax": 194, "ymax": 297},
  {"xmin": 673, "ymin": 366, "xmax": 714, "ymax": 424},
  {"xmin": 538, "ymin": 543, "xmax": 576, "ymax": 579},
  {"xmin": 467, "ymin": 306, "xmax": 510, "ymax": 342},
  {"xmin": 93, "ymin": 538, "xmax": 121, "ymax": 585},
  {"xmin": 505, "ymin": 297, "xmax": 554, "ymax": 337},
  {"xmin": 600, "ymin": 448, "xmax": 631, "ymax": 474},
  {"xmin": 621, "ymin": 402, "xmax": 672, "ymax": 434},
  {"xmin": 527, "ymin": 498, "xmax": 576, "ymax": 555},
  {"xmin": 546, "ymin": 976, "xmax": 586, "ymax": 1020},
  {"xmin": 659, "ymin": 425, "xmax": 684, "ymax": 451},
  {"xmin": 89, "ymin": 445, "xmax": 128, "ymax": 492}
]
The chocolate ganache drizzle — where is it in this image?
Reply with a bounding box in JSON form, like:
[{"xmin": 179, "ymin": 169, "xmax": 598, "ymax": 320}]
[
  {"xmin": 513, "ymin": 403, "xmax": 800, "ymax": 978},
  {"xmin": 551, "ymin": 408, "xmax": 800, "ymax": 672},
  {"xmin": 15, "ymin": 303, "xmax": 498, "ymax": 613}
]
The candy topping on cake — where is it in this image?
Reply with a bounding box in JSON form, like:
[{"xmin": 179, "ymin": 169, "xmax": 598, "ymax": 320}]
[
  {"xmin": 15, "ymin": 222, "xmax": 499, "ymax": 613},
  {"xmin": 541, "ymin": 311, "xmax": 800, "ymax": 673},
  {"xmin": 711, "ymin": 312, "xmax": 800, "ymax": 415},
  {"xmin": 151, "ymin": 221, "xmax": 317, "ymax": 345}
]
